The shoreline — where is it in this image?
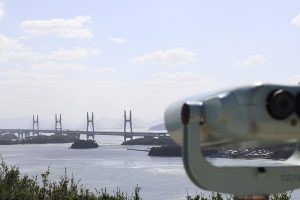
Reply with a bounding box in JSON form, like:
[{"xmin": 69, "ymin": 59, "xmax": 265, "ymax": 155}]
[{"xmin": 0, "ymin": 135, "xmax": 78, "ymax": 145}]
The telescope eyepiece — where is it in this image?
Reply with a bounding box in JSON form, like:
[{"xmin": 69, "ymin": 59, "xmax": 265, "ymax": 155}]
[
  {"xmin": 181, "ymin": 103, "xmax": 190, "ymax": 125},
  {"xmin": 295, "ymin": 93, "xmax": 300, "ymax": 118},
  {"xmin": 267, "ymin": 89, "xmax": 295, "ymax": 120}
]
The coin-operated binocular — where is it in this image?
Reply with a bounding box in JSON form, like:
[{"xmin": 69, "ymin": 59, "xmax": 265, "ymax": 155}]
[{"xmin": 164, "ymin": 83, "xmax": 300, "ymax": 196}]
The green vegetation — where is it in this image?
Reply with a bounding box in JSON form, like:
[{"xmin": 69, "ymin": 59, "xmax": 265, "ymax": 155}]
[
  {"xmin": 0, "ymin": 159, "xmax": 293, "ymax": 200},
  {"xmin": 0, "ymin": 159, "xmax": 141, "ymax": 200},
  {"xmin": 186, "ymin": 192, "xmax": 226, "ymax": 200}
]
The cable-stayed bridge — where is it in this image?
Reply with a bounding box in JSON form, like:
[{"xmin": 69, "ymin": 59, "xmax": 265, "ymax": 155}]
[{"xmin": 0, "ymin": 110, "xmax": 168, "ymax": 141}]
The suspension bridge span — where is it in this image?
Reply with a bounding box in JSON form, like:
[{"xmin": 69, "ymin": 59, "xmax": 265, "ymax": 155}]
[{"xmin": 0, "ymin": 110, "xmax": 168, "ymax": 141}]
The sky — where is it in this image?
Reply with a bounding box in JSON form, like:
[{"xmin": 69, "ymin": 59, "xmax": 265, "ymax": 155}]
[{"xmin": 1, "ymin": 0, "xmax": 300, "ymax": 128}]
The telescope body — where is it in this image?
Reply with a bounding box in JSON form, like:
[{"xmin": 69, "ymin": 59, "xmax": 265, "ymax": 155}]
[
  {"xmin": 165, "ymin": 83, "xmax": 300, "ymax": 147},
  {"xmin": 164, "ymin": 83, "xmax": 300, "ymax": 195}
]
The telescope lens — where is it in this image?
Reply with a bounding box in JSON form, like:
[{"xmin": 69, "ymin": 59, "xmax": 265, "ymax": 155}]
[{"xmin": 267, "ymin": 90, "xmax": 295, "ymax": 120}]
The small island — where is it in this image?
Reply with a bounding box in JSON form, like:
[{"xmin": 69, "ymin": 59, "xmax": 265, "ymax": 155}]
[
  {"xmin": 122, "ymin": 136, "xmax": 176, "ymax": 146},
  {"xmin": 70, "ymin": 139, "xmax": 99, "ymax": 149},
  {"xmin": 148, "ymin": 146, "xmax": 181, "ymax": 157}
]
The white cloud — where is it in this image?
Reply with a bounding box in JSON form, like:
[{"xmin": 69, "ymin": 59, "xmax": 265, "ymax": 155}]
[
  {"xmin": 235, "ymin": 54, "xmax": 266, "ymax": 68},
  {"xmin": 0, "ymin": 2, "xmax": 4, "ymax": 20},
  {"xmin": 48, "ymin": 47, "xmax": 101, "ymax": 61},
  {"xmin": 93, "ymin": 67, "xmax": 117, "ymax": 74},
  {"xmin": 0, "ymin": 34, "xmax": 101, "ymax": 73},
  {"xmin": 20, "ymin": 16, "xmax": 93, "ymax": 39},
  {"xmin": 0, "ymin": 34, "xmax": 41, "ymax": 62},
  {"xmin": 30, "ymin": 62, "xmax": 86, "ymax": 72},
  {"xmin": 109, "ymin": 37, "xmax": 127, "ymax": 44},
  {"xmin": 0, "ymin": 69, "xmax": 63, "ymax": 81},
  {"xmin": 130, "ymin": 48, "xmax": 197, "ymax": 65},
  {"xmin": 292, "ymin": 14, "xmax": 300, "ymax": 27},
  {"xmin": 144, "ymin": 72, "xmax": 221, "ymax": 90}
]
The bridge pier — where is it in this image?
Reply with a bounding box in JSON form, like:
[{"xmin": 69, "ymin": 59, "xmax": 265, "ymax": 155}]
[
  {"xmin": 17, "ymin": 131, "xmax": 24, "ymax": 139},
  {"xmin": 24, "ymin": 131, "xmax": 30, "ymax": 138},
  {"xmin": 74, "ymin": 132, "xmax": 80, "ymax": 139},
  {"xmin": 32, "ymin": 114, "xmax": 39, "ymax": 137},
  {"xmin": 124, "ymin": 110, "xmax": 133, "ymax": 142},
  {"xmin": 86, "ymin": 112, "xmax": 95, "ymax": 140}
]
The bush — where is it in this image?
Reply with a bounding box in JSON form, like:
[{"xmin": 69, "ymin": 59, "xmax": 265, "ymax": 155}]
[{"xmin": 0, "ymin": 159, "xmax": 140, "ymax": 200}]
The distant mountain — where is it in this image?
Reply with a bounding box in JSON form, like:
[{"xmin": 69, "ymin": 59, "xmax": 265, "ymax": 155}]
[
  {"xmin": 149, "ymin": 123, "xmax": 166, "ymax": 131},
  {"xmin": 149, "ymin": 118, "xmax": 164, "ymax": 127}
]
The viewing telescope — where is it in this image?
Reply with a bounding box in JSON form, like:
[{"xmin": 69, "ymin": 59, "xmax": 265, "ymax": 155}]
[{"xmin": 164, "ymin": 83, "xmax": 300, "ymax": 195}]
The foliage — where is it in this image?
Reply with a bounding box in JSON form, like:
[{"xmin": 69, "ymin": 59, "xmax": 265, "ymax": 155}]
[{"xmin": 0, "ymin": 159, "xmax": 141, "ymax": 200}]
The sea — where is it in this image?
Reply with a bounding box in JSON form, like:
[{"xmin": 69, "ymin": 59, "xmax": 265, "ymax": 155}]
[{"xmin": 0, "ymin": 135, "xmax": 299, "ymax": 200}]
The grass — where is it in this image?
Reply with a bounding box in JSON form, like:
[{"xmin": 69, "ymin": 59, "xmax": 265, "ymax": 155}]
[{"xmin": 0, "ymin": 159, "xmax": 293, "ymax": 200}]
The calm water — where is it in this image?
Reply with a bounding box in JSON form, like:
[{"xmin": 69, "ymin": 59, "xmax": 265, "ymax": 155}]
[{"xmin": 0, "ymin": 135, "xmax": 298, "ymax": 200}]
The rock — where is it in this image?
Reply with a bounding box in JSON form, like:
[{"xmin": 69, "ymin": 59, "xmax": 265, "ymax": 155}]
[{"xmin": 70, "ymin": 139, "xmax": 98, "ymax": 149}]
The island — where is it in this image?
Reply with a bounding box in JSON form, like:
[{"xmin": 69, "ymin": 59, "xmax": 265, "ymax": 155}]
[
  {"xmin": 121, "ymin": 136, "xmax": 176, "ymax": 145},
  {"xmin": 70, "ymin": 139, "xmax": 99, "ymax": 149},
  {"xmin": 0, "ymin": 135, "xmax": 78, "ymax": 145},
  {"xmin": 148, "ymin": 145, "xmax": 181, "ymax": 157}
]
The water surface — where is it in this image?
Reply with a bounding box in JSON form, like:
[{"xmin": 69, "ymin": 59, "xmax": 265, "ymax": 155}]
[{"xmin": 0, "ymin": 136, "xmax": 298, "ymax": 200}]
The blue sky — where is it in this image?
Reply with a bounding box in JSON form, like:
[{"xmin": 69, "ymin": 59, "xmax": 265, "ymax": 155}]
[{"xmin": 1, "ymin": 0, "xmax": 300, "ymax": 127}]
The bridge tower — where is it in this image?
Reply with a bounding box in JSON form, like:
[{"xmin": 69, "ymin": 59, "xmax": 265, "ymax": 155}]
[
  {"xmin": 86, "ymin": 112, "xmax": 95, "ymax": 140},
  {"xmin": 32, "ymin": 114, "xmax": 39, "ymax": 136},
  {"xmin": 124, "ymin": 110, "xmax": 133, "ymax": 141},
  {"xmin": 55, "ymin": 113, "xmax": 62, "ymax": 135}
]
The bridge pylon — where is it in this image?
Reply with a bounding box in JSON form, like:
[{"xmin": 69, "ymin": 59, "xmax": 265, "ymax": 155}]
[
  {"xmin": 32, "ymin": 114, "xmax": 39, "ymax": 137},
  {"xmin": 124, "ymin": 110, "xmax": 133, "ymax": 141},
  {"xmin": 86, "ymin": 112, "xmax": 95, "ymax": 140},
  {"xmin": 55, "ymin": 113, "xmax": 62, "ymax": 135}
]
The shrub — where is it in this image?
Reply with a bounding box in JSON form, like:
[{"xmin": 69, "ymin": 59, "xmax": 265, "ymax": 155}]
[{"xmin": 0, "ymin": 159, "xmax": 140, "ymax": 200}]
